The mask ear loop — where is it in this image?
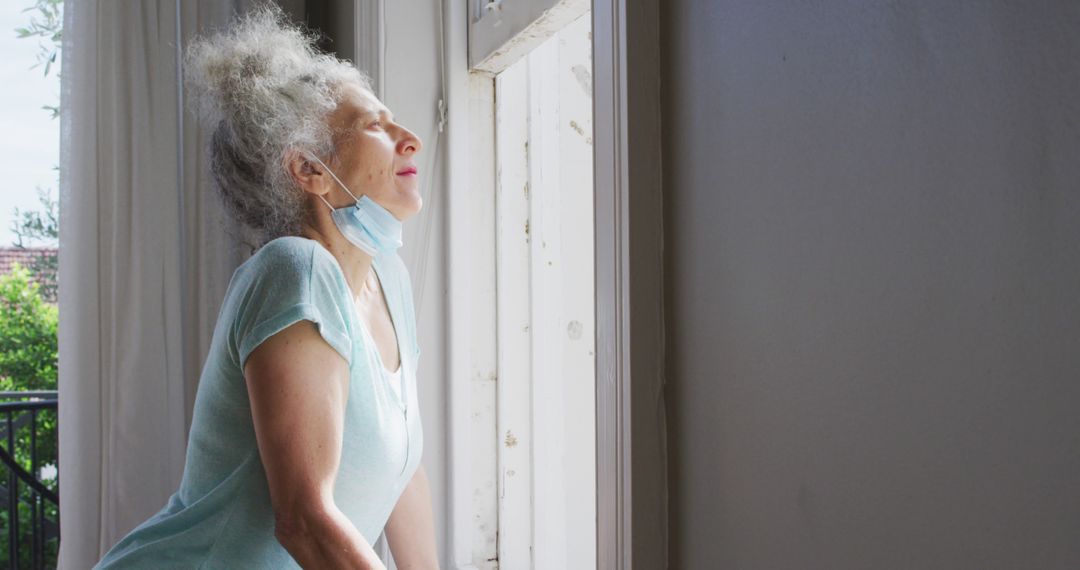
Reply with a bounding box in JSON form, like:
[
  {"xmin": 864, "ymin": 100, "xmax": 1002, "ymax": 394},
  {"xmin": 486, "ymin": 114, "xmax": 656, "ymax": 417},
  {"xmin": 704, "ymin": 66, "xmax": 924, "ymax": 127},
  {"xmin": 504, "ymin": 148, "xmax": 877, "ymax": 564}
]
[{"xmin": 307, "ymin": 153, "xmax": 361, "ymax": 211}]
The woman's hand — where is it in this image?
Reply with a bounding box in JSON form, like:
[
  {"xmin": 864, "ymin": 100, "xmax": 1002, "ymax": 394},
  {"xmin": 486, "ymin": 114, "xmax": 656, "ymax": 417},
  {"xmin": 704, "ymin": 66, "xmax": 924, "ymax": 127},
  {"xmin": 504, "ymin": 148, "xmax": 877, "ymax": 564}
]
[{"xmin": 244, "ymin": 320, "xmax": 385, "ymax": 569}]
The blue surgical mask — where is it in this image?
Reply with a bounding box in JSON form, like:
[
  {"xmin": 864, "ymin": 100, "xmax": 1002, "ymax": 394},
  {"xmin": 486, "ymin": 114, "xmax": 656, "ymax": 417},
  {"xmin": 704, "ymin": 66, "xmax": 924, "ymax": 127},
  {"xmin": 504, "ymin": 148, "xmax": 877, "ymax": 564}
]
[{"xmin": 308, "ymin": 153, "xmax": 403, "ymax": 256}]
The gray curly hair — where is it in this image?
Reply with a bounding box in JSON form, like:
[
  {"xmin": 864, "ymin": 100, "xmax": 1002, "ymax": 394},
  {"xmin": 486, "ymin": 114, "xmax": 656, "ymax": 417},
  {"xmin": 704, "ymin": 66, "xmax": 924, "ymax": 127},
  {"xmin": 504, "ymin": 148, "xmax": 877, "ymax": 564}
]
[{"xmin": 183, "ymin": 4, "xmax": 371, "ymax": 243}]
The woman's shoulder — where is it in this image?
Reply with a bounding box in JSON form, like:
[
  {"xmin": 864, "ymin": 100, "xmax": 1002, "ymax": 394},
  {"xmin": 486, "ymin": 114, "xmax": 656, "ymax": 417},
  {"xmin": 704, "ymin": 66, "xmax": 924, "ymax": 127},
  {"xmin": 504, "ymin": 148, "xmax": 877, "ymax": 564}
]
[
  {"xmin": 225, "ymin": 237, "xmax": 330, "ymax": 303},
  {"xmin": 222, "ymin": 236, "xmax": 355, "ymax": 366},
  {"xmin": 233, "ymin": 236, "xmax": 339, "ymax": 280},
  {"xmin": 244, "ymin": 236, "xmax": 317, "ymax": 271}
]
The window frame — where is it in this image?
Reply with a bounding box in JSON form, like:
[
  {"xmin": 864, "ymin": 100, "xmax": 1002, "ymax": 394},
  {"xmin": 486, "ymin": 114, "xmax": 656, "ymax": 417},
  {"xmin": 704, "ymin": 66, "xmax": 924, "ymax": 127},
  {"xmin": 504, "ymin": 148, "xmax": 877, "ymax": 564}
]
[
  {"xmin": 591, "ymin": 0, "xmax": 667, "ymax": 567},
  {"xmin": 469, "ymin": 0, "xmax": 588, "ymax": 73},
  {"xmin": 443, "ymin": 0, "xmax": 668, "ymax": 567}
]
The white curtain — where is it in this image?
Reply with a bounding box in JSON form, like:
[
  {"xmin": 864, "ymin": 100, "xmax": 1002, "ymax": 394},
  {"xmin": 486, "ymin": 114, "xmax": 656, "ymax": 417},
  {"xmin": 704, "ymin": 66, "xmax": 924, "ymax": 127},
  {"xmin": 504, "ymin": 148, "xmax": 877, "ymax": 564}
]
[{"xmin": 57, "ymin": 1, "xmax": 302, "ymax": 567}]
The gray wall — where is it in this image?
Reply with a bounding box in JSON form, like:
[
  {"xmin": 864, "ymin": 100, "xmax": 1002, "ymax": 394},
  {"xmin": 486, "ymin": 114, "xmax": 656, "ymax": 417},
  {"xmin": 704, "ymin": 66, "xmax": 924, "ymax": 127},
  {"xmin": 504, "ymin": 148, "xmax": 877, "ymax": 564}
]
[{"xmin": 662, "ymin": 2, "xmax": 1080, "ymax": 568}]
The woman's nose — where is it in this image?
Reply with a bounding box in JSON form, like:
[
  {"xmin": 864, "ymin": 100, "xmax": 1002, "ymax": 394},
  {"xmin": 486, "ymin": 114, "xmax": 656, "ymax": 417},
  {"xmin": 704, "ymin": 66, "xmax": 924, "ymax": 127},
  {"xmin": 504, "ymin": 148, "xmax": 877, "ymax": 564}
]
[{"xmin": 398, "ymin": 128, "xmax": 422, "ymax": 155}]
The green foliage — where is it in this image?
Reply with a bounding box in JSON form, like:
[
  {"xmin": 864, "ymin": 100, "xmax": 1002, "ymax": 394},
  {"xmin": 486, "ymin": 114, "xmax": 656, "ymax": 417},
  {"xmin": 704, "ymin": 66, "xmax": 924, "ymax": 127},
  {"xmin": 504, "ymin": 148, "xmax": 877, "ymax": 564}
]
[
  {"xmin": 0, "ymin": 264, "xmax": 57, "ymax": 392},
  {"xmin": 14, "ymin": 0, "xmax": 63, "ymax": 120},
  {"xmin": 0, "ymin": 265, "xmax": 59, "ymax": 568},
  {"xmin": 0, "ymin": 498, "xmax": 59, "ymax": 568},
  {"xmin": 1, "ymin": 2, "xmax": 63, "ymax": 566},
  {"xmin": 14, "ymin": 0, "xmax": 63, "ymax": 76},
  {"xmin": 0, "ymin": 400, "xmax": 59, "ymax": 569}
]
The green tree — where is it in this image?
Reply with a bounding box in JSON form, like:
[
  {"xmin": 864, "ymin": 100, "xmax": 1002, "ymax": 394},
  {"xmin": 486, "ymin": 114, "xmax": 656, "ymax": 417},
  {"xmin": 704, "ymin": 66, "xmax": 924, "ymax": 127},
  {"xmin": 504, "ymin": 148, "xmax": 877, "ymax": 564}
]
[
  {"xmin": 2, "ymin": 3, "xmax": 64, "ymax": 566},
  {"xmin": 0, "ymin": 265, "xmax": 57, "ymax": 392},
  {"xmin": 0, "ymin": 265, "xmax": 59, "ymax": 568}
]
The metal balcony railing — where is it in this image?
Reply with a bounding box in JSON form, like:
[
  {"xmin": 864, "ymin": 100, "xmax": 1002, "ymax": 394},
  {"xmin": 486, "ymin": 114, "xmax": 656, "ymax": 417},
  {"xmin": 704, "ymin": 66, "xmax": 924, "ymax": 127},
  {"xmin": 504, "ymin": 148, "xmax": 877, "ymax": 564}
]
[{"xmin": 0, "ymin": 391, "xmax": 59, "ymax": 569}]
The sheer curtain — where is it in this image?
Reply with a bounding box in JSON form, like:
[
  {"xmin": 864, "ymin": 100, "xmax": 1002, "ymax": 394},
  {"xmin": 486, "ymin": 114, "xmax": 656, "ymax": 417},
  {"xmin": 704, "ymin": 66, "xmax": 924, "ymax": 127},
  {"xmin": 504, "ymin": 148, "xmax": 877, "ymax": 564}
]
[{"xmin": 57, "ymin": 1, "xmax": 302, "ymax": 567}]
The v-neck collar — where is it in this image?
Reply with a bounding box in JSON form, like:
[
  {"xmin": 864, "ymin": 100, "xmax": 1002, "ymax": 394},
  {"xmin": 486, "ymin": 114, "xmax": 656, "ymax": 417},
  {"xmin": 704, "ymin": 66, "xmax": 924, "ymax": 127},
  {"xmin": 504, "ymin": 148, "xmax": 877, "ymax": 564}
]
[
  {"xmin": 368, "ymin": 258, "xmax": 401, "ymax": 369},
  {"xmin": 318, "ymin": 242, "xmax": 408, "ymax": 415},
  {"xmin": 367, "ymin": 256, "xmax": 408, "ymax": 413}
]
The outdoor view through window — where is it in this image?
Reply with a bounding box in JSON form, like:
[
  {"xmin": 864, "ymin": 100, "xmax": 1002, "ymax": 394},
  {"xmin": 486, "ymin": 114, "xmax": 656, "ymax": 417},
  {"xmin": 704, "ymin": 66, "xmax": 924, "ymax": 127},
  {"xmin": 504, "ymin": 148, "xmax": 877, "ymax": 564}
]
[{"xmin": 0, "ymin": 0, "xmax": 62, "ymax": 568}]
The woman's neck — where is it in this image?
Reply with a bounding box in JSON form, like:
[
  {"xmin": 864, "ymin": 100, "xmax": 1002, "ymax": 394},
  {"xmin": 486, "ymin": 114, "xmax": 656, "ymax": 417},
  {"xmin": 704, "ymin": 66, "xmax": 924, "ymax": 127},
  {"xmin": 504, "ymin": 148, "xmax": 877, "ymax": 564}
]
[{"xmin": 299, "ymin": 223, "xmax": 377, "ymax": 303}]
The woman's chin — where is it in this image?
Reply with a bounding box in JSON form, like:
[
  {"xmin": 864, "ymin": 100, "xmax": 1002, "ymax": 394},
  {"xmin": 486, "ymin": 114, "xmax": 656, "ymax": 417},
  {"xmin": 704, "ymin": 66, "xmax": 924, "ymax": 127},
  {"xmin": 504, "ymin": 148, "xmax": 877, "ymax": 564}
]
[
  {"xmin": 400, "ymin": 191, "xmax": 423, "ymax": 218},
  {"xmin": 389, "ymin": 198, "xmax": 422, "ymax": 222}
]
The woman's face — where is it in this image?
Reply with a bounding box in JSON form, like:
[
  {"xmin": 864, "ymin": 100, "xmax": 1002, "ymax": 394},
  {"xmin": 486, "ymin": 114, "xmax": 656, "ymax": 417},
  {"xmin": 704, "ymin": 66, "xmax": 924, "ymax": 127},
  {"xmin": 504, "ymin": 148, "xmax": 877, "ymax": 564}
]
[{"xmin": 321, "ymin": 81, "xmax": 423, "ymax": 221}]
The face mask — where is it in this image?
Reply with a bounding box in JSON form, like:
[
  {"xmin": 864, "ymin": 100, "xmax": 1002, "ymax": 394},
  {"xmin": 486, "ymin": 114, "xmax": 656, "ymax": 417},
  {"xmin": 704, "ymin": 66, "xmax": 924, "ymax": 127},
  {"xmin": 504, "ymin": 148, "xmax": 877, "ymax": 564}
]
[{"xmin": 307, "ymin": 153, "xmax": 403, "ymax": 256}]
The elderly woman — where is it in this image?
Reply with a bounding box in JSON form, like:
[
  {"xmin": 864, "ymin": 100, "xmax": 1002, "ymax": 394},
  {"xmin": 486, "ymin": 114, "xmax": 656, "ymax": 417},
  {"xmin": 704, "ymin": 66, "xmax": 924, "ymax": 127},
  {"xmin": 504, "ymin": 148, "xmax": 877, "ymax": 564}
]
[{"xmin": 94, "ymin": 6, "xmax": 435, "ymax": 570}]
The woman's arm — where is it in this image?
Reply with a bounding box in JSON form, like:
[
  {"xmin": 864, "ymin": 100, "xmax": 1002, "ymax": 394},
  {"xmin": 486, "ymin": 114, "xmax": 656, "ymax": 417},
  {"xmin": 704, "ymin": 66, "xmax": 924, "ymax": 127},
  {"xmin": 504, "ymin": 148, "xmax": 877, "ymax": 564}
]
[
  {"xmin": 244, "ymin": 320, "xmax": 386, "ymax": 570},
  {"xmin": 384, "ymin": 464, "xmax": 440, "ymax": 569}
]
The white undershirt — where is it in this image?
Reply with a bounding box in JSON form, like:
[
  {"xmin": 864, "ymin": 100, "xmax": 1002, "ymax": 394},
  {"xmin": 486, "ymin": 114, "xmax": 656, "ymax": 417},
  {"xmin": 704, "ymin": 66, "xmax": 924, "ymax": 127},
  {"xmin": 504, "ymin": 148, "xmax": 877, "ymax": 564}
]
[{"xmin": 386, "ymin": 364, "xmax": 403, "ymax": 402}]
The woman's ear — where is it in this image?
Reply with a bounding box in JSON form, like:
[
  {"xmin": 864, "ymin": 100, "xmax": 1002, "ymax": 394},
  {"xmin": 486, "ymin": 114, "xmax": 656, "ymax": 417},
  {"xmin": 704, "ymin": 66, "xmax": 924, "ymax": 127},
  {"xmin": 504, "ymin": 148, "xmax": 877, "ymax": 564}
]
[{"xmin": 284, "ymin": 148, "xmax": 326, "ymax": 197}]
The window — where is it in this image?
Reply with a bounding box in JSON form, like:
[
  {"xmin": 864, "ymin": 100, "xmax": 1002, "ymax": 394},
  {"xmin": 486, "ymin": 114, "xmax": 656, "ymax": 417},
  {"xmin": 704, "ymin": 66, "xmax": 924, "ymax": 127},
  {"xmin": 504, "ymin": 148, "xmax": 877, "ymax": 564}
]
[{"xmin": 451, "ymin": 3, "xmax": 595, "ymax": 568}]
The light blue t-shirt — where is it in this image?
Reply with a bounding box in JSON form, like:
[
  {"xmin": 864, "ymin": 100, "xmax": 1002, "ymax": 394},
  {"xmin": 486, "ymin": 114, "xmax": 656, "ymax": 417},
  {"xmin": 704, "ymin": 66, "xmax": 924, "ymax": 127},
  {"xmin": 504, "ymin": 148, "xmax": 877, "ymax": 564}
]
[{"xmin": 95, "ymin": 236, "xmax": 424, "ymax": 568}]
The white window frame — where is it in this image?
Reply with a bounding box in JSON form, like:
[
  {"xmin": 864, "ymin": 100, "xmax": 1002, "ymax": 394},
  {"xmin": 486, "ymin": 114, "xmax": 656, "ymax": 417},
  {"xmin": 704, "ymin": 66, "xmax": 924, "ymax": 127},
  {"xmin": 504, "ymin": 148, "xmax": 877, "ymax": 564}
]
[
  {"xmin": 443, "ymin": 0, "xmax": 667, "ymax": 567},
  {"xmin": 469, "ymin": 0, "xmax": 588, "ymax": 73},
  {"xmin": 444, "ymin": 3, "xmax": 500, "ymax": 568},
  {"xmin": 590, "ymin": 0, "xmax": 667, "ymax": 567}
]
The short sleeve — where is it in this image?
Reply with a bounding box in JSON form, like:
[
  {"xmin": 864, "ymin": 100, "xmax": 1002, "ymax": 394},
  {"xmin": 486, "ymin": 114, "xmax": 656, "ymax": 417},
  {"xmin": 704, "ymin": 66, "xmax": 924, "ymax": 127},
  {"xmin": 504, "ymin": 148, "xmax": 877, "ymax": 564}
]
[{"xmin": 231, "ymin": 238, "xmax": 354, "ymax": 368}]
